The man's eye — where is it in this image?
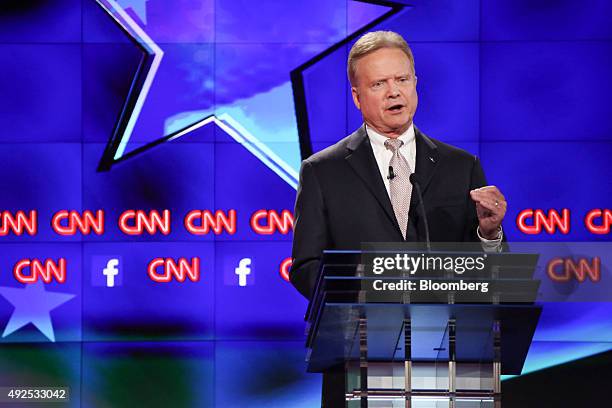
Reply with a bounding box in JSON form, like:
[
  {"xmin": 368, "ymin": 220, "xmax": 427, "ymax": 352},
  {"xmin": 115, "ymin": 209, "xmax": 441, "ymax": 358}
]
[{"xmin": 372, "ymin": 82, "xmax": 383, "ymax": 89}]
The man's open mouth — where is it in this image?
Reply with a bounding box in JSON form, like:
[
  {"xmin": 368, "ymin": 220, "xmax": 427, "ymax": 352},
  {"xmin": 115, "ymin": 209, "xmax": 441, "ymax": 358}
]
[{"xmin": 388, "ymin": 104, "xmax": 404, "ymax": 111}]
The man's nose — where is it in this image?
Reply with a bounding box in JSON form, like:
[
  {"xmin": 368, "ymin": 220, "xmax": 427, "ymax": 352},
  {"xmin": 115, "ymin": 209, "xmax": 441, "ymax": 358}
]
[{"xmin": 386, "ymin": 81, "xmax": 401, "ymax": 97}]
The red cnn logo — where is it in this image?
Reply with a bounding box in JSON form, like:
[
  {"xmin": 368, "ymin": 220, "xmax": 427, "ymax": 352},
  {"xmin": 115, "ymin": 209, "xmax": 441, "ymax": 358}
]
[
  {"xmin": 184, "ymin": 210, "xmax": 236, "ymax": 235},
  {"xmin": 251, "ymin": 210, "xmax": 293, "ymax": 235},
  {"xmin": 52, "ymin": 210, "xmax": 104, "ymax": 235},
  {"xmin": 0, "ymin": 210, "xmax": 37, "ymax": 236},
  {"xmin": 119, "ymin": 210, "xmax": 171, "ymax": 235},
  {"xmin": 148, "ymin": 257, "xmax": 200, "ymax": 283},
  {"xmin": 547, "ymin": 257, "xmax": 601, "ymax": 283},
  {"xmin": 585, "ymin": 209, "xmax": 612, "ymax": 234},
  {"xmin": 14, "ymin": 258, "xmax": 67, "ymax": 284},
  {"xmin": 279, "ymin": 257, "xmax": 292, "ymax": 282},
  {"xmin": 517, "ymin": 209, "xmax": 570, "ymax": 234}
]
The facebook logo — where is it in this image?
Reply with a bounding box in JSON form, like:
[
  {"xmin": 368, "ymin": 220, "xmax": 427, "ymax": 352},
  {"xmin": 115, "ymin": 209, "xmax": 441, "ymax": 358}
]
[
  {"xmin": 103, "ymin": 259, "xmax": 120, "ymax": 287},
  {"xmin": 235, "ymin": 258, "xmax": 252, "ymax": 287},
  {"xmin": 92, "ymin": 256, "xmax": 122, "ymax": 287},
  {"xmin": 222, "ymin": 255, "xmax": 255, "ymax": 286}
]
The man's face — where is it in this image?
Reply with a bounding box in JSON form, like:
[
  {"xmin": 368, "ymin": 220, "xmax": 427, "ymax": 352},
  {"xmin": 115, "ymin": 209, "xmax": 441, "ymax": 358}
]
[{"xmin": 351, "ymin": 47, "xmax": 418, "ymax": 138}]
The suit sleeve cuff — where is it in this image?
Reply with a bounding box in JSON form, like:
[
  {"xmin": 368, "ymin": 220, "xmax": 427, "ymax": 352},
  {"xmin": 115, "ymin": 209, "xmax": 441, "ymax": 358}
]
[{"xmin": 477, "ymin": 226, "xmax": 503, "ymax": 253}]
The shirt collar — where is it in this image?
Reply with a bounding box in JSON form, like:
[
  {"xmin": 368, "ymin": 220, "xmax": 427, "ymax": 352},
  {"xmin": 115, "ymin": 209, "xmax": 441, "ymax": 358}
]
[{"xmin": 366, "ymin": 123, "xmax": 415, "ymax": 150}]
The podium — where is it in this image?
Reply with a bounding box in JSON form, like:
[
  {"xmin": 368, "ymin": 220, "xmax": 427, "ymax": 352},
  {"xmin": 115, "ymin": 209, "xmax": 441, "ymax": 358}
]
[{"xmin": 304, "ymin": 247, "xmax": 542, "ymax": 407}]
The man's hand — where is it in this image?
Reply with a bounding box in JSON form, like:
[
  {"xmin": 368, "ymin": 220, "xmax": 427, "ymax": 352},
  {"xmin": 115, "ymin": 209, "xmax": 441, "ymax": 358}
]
[{"xmin": 470, "ymin": 186, "xmax": 507, "ymax": 239}]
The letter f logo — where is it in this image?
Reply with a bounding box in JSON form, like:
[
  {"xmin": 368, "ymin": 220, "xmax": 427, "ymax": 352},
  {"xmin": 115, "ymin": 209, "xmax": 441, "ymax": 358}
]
[
  {"xmin": 103, "ymin": 259, "xmax": 120, "ymax": 287},
  {"xmin": 235, "ymin": 258, "xmax": 252, "ymax": 287}
]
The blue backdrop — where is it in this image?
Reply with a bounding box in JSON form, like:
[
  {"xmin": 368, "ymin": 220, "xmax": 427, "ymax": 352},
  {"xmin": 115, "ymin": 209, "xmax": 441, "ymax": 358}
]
[{"xmin": 0, "ymin": 0, "xmax": 611, "ymax": 406}]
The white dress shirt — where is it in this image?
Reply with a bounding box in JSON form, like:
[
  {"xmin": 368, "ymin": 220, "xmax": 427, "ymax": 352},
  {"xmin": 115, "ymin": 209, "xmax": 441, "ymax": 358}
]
[
  {"xmin": 367, "ymin": 124, "xmax": 416, "ymax": 195},
  {"xmin": 365, "ymin": 124, "xmax": 503, "ymax": 251}
]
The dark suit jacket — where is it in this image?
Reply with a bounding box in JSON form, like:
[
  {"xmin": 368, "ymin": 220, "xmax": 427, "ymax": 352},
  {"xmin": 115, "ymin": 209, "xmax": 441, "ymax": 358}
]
[
  {"xmin": 289, "ymin": 125, "xmax": 488, "ymax": 406},
  {"xmin": 290, "ymin": 125, "xmax": 487, "ymax": 298}
]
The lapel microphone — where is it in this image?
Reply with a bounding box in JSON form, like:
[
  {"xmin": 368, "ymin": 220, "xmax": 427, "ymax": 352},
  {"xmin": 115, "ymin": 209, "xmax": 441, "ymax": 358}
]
[{"xmin": 387, "ymin": 166, "xmax": 396, "ymax": 180}]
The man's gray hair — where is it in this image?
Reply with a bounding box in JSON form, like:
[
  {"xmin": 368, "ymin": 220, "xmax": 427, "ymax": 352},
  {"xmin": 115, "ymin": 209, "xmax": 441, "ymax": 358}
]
[{"xmin": 347, "ymin": 31, "xmax": 415, "ymax": 85}]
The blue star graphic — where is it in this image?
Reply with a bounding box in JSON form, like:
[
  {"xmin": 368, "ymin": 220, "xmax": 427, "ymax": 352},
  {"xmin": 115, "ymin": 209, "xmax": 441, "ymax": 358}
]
[
  {"xmin": 0, "ymin": 282, "xmax": 75, "ymax": 342},
  {"xmin": 94, "ymin": 0, "xmax": 407, "ymax": 185},
  {"xmin": 117, "ymin": 0, "xmax": 149, "ymax": 24}
]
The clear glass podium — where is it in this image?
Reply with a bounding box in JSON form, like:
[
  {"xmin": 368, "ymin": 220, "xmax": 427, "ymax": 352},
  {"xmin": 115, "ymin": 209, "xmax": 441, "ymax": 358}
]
[{"xmin": 304, "ymin": 246, "xmax": 542, "ymax": 408}]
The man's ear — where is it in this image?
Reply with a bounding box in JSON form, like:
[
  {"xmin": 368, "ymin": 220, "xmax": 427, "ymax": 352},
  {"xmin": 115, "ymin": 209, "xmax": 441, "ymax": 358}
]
[{"xmin": 351, "ymin": 87, "xmax": 361, "ymax": 110}]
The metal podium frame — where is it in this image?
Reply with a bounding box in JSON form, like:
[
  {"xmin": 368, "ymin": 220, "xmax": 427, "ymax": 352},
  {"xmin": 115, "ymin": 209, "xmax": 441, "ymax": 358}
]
[
  {"xmin": 304, "ymin": 249, "xmax": 541, "ymax": 408},
  {"xmin": 347, "ymin": 317, "xmax": 502, "ymax": 408}
]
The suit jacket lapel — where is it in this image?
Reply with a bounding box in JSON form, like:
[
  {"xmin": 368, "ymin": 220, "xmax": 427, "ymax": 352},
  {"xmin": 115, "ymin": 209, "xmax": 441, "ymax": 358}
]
[
  {"xmin": 345, "ymin": 126, "xmax": 403, "ymax": 237},
  {"xmin": 408, "ymin": 127, "xmax": 439, "ymax": 241},
  {"xmin": 413, "ymin": 126, "xmax": 439, "ymax": 197}
]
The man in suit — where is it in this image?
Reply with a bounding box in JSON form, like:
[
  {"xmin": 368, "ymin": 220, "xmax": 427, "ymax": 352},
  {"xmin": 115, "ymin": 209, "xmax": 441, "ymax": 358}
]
[{"xmin": 289, "ymin": 31, "xmax": 507, "ymax": 406}]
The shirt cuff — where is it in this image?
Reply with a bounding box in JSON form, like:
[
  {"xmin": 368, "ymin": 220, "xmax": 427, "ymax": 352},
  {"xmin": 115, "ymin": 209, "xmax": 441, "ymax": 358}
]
[{"xmin": 477, "ymin": 226, "xmax": 503, "ymax": 253}]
